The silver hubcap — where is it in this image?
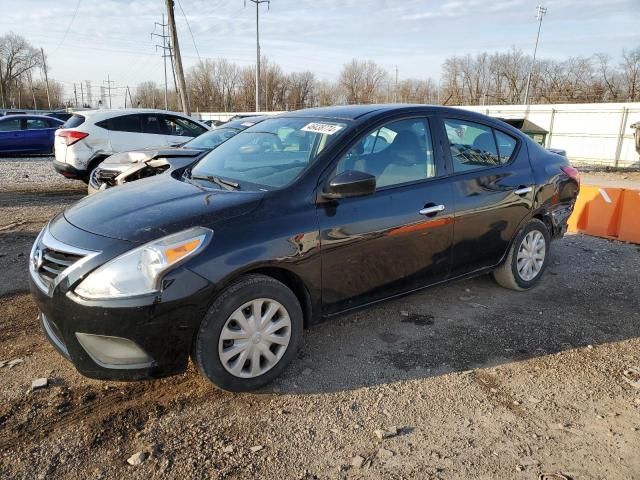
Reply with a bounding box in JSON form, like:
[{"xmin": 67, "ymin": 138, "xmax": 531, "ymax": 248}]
[
  {"xmin": 516, "ymin": 230, "xmax": 546, "ymax": 281},
  {"xmin": 218, "ymin": 298, "xmax": 291, "ymax": 378}
]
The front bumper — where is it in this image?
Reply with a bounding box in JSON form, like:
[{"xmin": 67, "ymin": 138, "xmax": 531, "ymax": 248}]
[{"xmin": 29, "ymin": 219, "xmax": 214, "ymax": 381}]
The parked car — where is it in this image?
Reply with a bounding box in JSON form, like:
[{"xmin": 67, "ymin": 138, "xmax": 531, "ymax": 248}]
[
  {"xmin": 88, "ymin": 116, "xmax": 266, "ymax": 194},
  {"xmin": 53, "ymin": 109, "xmax": 209, "ymax": 181},
  {"xmin": 0, "ymin": 114, "xmax": 64, "ymax": 154},
  {"xmin": 29, "ymin": 105, "xmax": 579, "ymax": 392}
]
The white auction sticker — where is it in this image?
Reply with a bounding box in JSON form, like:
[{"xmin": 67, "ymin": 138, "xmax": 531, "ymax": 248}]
[{"xmin": 301, "ymin": 122, "xmax": 344, "ymax": 135}]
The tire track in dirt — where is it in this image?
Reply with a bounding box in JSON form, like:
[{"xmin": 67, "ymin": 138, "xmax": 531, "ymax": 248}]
[{"xmin": 0, "ymin": 373, "xmax": 216, "ymax": 452}]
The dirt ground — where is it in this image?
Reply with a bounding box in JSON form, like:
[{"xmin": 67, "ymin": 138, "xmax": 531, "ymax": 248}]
[{"xmin": 1, "ymin": 159, "xmax": 640, "ymax": 479}]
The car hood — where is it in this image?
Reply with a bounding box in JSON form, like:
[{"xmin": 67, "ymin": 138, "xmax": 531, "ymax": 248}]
[
  {"xmin": 101, "ymin": 147, "xmax": 204, "ymax": 167},
  {"xmin": 64, "ymin": 173, "xmax": 263, "ymax": 243}
]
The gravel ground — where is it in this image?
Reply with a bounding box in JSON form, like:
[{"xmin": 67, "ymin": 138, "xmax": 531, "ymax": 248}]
[
  {"xmin": 0, "ymin": 155, "xmax": 82, "ymax": 193},
  {"xmin": 1, "ymin": 158, "xmax": 640, "ymax": 479}
]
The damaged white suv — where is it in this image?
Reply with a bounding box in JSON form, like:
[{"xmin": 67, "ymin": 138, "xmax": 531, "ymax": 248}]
[{"xmin": 53, "ymin": 109, "xmax": 209, "ymax": 181}]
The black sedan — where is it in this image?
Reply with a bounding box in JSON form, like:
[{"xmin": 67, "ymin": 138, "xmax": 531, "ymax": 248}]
[
  {"xmin": 88, "ymin": 115, "xmax": 267, "ymax": 193},
  {"xmin": 29, "ymin": 105, "xmax": 579, "ymax": 391}
]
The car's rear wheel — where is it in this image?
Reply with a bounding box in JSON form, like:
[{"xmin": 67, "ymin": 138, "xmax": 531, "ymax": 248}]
[
  {"xmin": 193, "ymin": 274, "xmax": 303, "ymax": 391},
  {"xmin": 493, "ymin": 218, "xmax": 550, "ymax": 291}
]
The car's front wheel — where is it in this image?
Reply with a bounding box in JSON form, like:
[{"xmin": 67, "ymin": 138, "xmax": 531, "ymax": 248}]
[
  {"xmin": 193, "ymin": 274, "xmax": 303, "ymax": 391},
  {"xmin": 493, "ymin": 218, "xmax": 550, "ymax": 291}
]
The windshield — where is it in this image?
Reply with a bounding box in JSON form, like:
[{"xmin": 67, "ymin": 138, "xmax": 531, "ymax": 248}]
[
  {"xmin": 184, "ymin": 127, "xmax": 239, "ymax": 150},
  {"xmin": 191, "ymin": 117, "xmax": 348, "ymax": 189}
]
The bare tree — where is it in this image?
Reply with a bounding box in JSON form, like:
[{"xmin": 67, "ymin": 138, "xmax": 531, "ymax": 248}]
[
  {"xmin": 620, "ymin": 47, "xmax": 640, "ymax": 101},
  {"xmin": 132, "ymin": 81, "xmax": 164, "ymax": 109},
  {"xmin": 0, "ymin": 32, "xmax": 42, "ymax": 108},
  {"xmin": 595, "ymin": 53, "xmax": 621, "ymax": 101},
  {"xmin": 339, "ymin": 59, "xmax": 387, "ymax": 104}
]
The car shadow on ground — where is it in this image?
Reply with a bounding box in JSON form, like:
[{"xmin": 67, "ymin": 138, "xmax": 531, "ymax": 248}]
[{"xmin": 267, "ymin": 237, "xmax": 640, "ymax": 395}]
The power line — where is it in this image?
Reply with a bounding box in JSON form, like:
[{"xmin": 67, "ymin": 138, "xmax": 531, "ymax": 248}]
[
  {"xmin": 54, "ymin": 0, "xmax": 82, "ymax": 53},
  {"xmin": 176, "ymin": 0, "xmax": 202, "ymax": 64}
]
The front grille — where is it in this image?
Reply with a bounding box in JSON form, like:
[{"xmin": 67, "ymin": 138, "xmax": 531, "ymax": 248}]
[
  {"xmin": 93, "ymin": 168, "xmax": 120, "ymax": 188},
  {"xmin": 36, "ymin": 248, "xmax": 85, "ymax": 288},
  {"xmin": 30, "ymin": 227, "xmax": 96, "ymax": 293}
]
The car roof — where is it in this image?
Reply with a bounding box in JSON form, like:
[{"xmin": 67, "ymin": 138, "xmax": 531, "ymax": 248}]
[
  {"xmin": 278, "ymin": 104, "xmax": 527, "ymax": 135},
  {"xmin": 69, "ymin": 109, "xmax": 202, "ymax": 122},
  {"xmin": 278, "ymin": 104, "xmax": 486, "ymax": 121},
  {"xmin": 0, "ymin": 114, "xmax": 63, "ymax": 122}
]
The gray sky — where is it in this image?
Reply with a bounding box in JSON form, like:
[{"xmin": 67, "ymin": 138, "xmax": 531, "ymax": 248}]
[{"xmin": 2, "ymin": 0, "xmax": 638, "ymax": 107}]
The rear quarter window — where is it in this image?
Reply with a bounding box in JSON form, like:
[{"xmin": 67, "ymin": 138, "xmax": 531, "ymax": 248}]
[
  {"xmin": 495, "ymin": 130, "xmax": 518, "ymax": 162},
  {"xmin": 64, "ymin": 115, "xmax": 85, "ymax": 128}
]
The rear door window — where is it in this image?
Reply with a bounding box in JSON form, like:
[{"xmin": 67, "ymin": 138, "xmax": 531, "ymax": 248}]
[
  {"xmin": 444, "ymin": 119, "xmax": 502, "ymax": 172},
  {"xmin": 142, "ymin": 114, "xmax": 166, "ymax": 134},
  {"xmin": 26, "ymin": 118, "xmax": 49, "ymax": 130}
]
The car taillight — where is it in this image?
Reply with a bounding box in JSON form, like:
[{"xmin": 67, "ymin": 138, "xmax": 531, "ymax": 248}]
[
  {"xmin": 560, "ymin": 166, "xmax": 580, "ymax": 186},
  {"xmin": 56, "ymin": 130, "xmax": 88, "ymax": 146}
]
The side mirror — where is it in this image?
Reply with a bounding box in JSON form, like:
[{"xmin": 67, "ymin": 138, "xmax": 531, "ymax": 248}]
[{"xmin": 322, "ymin": 170, "xmax": 376, "ymax": 200}]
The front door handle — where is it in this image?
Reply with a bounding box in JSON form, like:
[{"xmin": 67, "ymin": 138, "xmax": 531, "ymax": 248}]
[
  {"xmin": 514, "ymin": 186, "xmax": 533, "ymax": 195},
  {"xmin": 419, "ymin": 204, "xmax": 445, "ymax": 216}
]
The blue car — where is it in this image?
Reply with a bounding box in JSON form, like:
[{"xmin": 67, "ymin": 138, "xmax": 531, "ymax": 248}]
[{"xmin": 0, "ymin": 114, "xmax": 65, "ymax": 154}]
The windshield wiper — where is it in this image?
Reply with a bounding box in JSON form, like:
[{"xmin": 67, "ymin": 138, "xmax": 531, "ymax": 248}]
[{"xmin": 190, "ymin": 174, "xmax": 240, "ymax": 191}]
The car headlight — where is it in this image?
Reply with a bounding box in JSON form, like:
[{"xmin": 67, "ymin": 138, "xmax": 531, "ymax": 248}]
[{"xmin": 74, "ymin": 227, "xmax": 212, "ymax": 300}]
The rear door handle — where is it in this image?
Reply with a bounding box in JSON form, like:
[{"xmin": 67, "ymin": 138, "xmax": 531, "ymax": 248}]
[
  {"xmin": 514, "ymin": 186, "xmax": 532, "ymax": 195},
  {"xmin": 419, "ymin": 205, "xmax": 445, "ymax": 216}
]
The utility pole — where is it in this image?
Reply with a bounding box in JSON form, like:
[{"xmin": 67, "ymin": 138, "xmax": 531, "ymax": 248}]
[
  {"xmin": 73, "ymin": 83, "xmax": 78, "ymax": 108},
  {"xmin": 40, "ymin": 48, "xmax": 51, "ymax": 110},
  {"xmin": 80, "ymin": 82, "xmax": 84, "ymax": 107},
  {"xmin": 152, "ymin": 14, "xmax": 170, "ymax": 110},
  {"xmin": 104, "ymin": 75, "xmax": 115, "ymax": 109},
  {"xmin": 168, "ymin": 40, "xmax": 181, "ymax": 111},
  {"xmin": 28, "ymin": 71, "xmax": 37, "ymax": 110},
  {"xmin": 85, "ymin": 80, "xmax": 92, "ymax": 108},
  {"xmin": 245, "ymin": 0, "xmax": 270, "ymax": 112},
  {"xmin": 523, "ymin": 5, "xmax": 547, "ymax": 105},
  {"xmin": 394, "ymin": 66, "xmax": 398, "ymax": 103},
  {"xmin": 126, "ymin": 86, "xmax": 133, "ymax": 108},
  {"xmin": 165, "ymin": 0, "xmax": 190, "ymax": 115}
]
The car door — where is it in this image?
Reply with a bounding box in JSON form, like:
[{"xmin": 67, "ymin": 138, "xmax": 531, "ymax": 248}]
[
  {"xmin": 98, "ymin": 114, "xmax": 145, "ymax": 153},
  {"xmin": 0, "ymin": 117, "xmax": 24, "ymax": 152},
  {"xmin": 439, "ymin": 115, "xmax": 535, "ymax": 277},
  {"xmin": 141, "ymin": 113, "xmax": 172, "ymax": 147},
  {"xmin": 163, "ymin": 115, "xmax": 207, "ymax": 146},
  {"xmin": 318, "ymin": 116, "xmax": 454, "ymax": 315},
  {"xmin": 24, "ymin": 117, "xmax": 52, "ymax": 152}
]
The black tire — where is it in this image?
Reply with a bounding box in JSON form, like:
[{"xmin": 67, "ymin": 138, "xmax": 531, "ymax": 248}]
[
  {"xmin": 493, "ymin": 218, "xmax": 550, "ymax": 291},
  {"xmin": 193, "ymin": 274, "xmax": 303, "ymax": 392}
]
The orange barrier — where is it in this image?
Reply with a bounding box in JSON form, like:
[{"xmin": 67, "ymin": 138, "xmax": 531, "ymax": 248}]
[{"xmin": 568, "ymin": 185, "xmax": 640, "ymax": 244}]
